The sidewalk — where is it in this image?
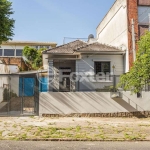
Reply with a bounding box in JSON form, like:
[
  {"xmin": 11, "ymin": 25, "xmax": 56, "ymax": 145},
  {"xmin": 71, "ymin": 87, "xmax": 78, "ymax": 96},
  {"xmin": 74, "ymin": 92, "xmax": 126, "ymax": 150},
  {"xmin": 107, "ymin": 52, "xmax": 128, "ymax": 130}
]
[{"xmin": 0, "ymin": 117, "xmax": 150, "ymax": 141}]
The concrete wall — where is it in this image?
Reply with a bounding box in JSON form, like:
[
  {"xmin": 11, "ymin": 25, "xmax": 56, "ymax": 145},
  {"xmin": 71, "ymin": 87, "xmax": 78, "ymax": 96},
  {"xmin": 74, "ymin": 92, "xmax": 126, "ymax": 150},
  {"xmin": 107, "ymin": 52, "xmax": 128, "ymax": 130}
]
[
  {"xmin": 0, "ymin": 88, "xmax": 3, "ymax": 103},
  {"xmin": 96, "ymin": 0, "xmax": 128, "ymax": 72},
  {"xmin": 122, "ymin": 91, "xmax": 150, "ymax": 111},
  {"xmin": 0, "ymin": 63, "xmax": 9, "ymax": 103},
  {"xmin": 0, "ymin": 62, "xmax": 19, "ymax": 102},
  {"xmin": 0, "ymin": 76, "xmax": 19, "ymax": 102},
  {"xmin": 0, "ymin": 76, "xmax": 9, "ymax": 103},
  {"xmin": 10, "ymin": 76, "xmax": 19, "ymax": 96},
  {"xmin": 43, "ymin": 54, "xmax": 49, "ymax": 69},
  {"xmin": 39, "ymin": 91, "xmax": 150, "ymax": 115},
  {"xmin": 76, "ymin": 55, "xmax": 123, "ymax": 91}
]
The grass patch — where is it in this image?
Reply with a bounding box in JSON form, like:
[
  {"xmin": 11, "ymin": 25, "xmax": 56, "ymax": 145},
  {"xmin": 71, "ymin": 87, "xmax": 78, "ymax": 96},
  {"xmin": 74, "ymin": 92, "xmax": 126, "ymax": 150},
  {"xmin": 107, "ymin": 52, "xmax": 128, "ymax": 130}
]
[
  {"xmin": 76, "ymin": 125, "xmax": 81, "ymax": 132},
  {"xmin": 12, "ymin": 124, "xmax": 17, "ymax": 128}
]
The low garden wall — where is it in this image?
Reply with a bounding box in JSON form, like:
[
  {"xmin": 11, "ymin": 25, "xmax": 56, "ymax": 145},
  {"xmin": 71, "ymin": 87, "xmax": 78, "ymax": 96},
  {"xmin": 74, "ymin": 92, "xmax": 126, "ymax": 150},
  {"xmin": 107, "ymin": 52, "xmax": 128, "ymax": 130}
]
[{"xmin": 39, "ymin": 92, "xmax": 150, "ymax": 116}]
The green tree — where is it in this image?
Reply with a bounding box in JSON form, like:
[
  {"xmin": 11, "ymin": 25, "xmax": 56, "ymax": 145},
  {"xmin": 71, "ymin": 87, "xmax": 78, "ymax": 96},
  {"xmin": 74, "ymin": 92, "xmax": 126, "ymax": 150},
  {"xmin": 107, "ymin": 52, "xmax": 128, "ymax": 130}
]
[
  {"xmin": 23, "ymin": 46, "xmax": 45, "ymax": 70},
  {"xmin": 0, "ymin": 0, "xmax": 15, "ymax": 44},
  {"xmin": 34, "ymin": 48, "xmax": 45, "ymax": 68},
  {"xmin": 23, "ymin": 46, "xmax": 37, "ymax": 62},
  {"xmin": 118, "ymin": 32, "xmax": 150, "ymax": 93}
]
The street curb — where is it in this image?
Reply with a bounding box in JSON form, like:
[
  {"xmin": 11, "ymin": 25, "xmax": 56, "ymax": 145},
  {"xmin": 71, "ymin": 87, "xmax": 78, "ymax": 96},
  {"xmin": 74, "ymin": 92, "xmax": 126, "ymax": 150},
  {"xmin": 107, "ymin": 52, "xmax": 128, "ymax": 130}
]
[{"xmin": 7, "ymin": 139, "xmax": 150, "ymax": 142}]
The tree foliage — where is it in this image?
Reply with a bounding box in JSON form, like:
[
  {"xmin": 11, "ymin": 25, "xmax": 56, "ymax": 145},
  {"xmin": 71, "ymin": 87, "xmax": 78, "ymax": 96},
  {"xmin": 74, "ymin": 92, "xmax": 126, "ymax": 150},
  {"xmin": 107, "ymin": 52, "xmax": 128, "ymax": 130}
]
[
  {"xmin": 23, "ymin": 46, "xmax": 45, "ymax": 70},
  {"xmin": 118, "ymin": 32, "xmax": 150, "ymax": 93},
  {"xmin": 0, "ymin": 0, "xmax": 15, "ymax": 44}
]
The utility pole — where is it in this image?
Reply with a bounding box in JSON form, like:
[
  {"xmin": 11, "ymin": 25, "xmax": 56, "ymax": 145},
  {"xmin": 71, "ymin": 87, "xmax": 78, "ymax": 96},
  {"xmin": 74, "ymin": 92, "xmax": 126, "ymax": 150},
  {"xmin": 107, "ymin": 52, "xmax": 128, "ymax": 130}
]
[{"xmin": 131, "ymin": 19, "xmax": 136, "ymax": 62}]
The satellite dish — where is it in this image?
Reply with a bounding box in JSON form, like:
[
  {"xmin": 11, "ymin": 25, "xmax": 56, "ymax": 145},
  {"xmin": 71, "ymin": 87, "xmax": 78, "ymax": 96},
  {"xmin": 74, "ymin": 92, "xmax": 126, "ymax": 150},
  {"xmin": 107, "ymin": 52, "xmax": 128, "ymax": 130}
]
[{"xmin": 88, "ymin": 34, "xmax": 94, "ymax": 40}]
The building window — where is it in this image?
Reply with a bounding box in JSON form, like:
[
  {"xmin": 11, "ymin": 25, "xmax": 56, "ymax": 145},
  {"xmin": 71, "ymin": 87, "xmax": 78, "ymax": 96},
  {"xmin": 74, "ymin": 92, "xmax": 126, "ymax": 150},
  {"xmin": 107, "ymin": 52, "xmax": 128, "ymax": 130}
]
[
  {"xmin": 94, "ymin": 62, "xmax": 110, "ymax": 74},
  {"xmin": 0, "ymin": 49, "xmax": 2, "ymax": 56},
  {"xmin": 16, "ymin": 49, "xmax": 23, "ymax": 56},
  {"xmin": 4, "ymin": 49, "xmax": 15, "ymax": 56},
  {"xmin": 138, "ymin": 25, "xmax": 149, "ymax": 37}
]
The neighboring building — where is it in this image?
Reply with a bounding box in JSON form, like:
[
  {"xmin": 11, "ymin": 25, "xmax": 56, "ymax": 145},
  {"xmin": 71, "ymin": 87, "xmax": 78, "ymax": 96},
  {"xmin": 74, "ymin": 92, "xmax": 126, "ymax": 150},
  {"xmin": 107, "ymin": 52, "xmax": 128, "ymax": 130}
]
[
  {"xmin": 0, "ymin": 41, "xmax": 57, "ymax": 71},
  {"xmin": 0, "ymin": 41, "xmax": 57, "ymax": 57},
  {"xmin": 43, "ymin": 40, "xmax": 125, "ymax": 92},
  {"xmin": 96, "ymin": 0, "xmax": 150, "ymax": 72},
  {"xmin": 0, "ymin": 57, "xmax": 28, "ymax": 71},
  {"xmin": 0, "ymin": 59, "xmax": 19, "ymax": 103}
]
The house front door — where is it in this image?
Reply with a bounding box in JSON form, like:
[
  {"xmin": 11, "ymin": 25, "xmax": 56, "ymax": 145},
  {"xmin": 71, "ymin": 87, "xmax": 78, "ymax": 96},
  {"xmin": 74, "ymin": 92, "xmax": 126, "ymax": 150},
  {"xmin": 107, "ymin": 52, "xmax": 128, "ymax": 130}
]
[{"xmin": 59, "ymin": 67, "xmax": 71, "ymax": 92}]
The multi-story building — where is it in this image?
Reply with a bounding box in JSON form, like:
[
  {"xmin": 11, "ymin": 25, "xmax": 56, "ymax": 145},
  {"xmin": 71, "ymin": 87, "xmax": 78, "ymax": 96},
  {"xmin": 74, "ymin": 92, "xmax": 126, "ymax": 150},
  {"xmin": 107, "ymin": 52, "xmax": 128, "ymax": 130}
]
[
  {"xmin": 96, "ymin": 0, "xmax": 150, "ymax": 72},
  {"xmin": 0, "ymin": 41, "xmax": 57, "ymax": 70},
  {"xmin": 0, "ymin": 41, "xmax": 57, "ymax": 57}
]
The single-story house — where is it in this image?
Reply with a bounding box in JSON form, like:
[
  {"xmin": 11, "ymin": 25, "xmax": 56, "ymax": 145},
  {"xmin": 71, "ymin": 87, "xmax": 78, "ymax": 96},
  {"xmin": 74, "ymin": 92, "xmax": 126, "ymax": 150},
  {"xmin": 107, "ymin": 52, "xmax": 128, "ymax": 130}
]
[
  {"xmin": 40, "ymin": 40, "xmax": 150, "ymax": 116},
  {"xmin": 42, "ymin": 39, "xmax": 126, "ymax": 92}
]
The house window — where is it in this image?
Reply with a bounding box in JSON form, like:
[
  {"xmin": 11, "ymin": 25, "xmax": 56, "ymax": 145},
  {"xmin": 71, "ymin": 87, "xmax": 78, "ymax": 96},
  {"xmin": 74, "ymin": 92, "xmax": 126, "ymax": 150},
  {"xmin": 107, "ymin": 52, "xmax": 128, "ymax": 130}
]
[
  {"xmin": 94, "ymin": 62, "xmax": 110, "ymax": 74},
  {"xmin": 16, "ymin": 49, "xmax": 23, "ymax": 56},
  {"xmin": 4, "ymin": 49, "xmax": 15, "ymax": 56},
  {"xmin": 0, "ymin": 49, "xmax": 2, "ymax": 56}
]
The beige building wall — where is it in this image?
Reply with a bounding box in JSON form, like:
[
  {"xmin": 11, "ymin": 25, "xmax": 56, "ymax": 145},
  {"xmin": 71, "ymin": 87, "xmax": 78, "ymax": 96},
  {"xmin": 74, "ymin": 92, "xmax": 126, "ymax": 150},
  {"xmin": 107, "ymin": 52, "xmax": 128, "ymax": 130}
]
[{"xmin": 96, "ymin": 0, "xmax": 128, "ymax": 72}]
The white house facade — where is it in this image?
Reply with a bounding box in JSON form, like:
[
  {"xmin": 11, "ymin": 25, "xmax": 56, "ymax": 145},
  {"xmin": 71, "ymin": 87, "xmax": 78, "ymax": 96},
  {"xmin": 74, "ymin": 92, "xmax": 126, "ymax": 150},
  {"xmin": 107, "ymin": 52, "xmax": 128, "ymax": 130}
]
[{"xmin": 43, "ymin": 40, "xmax": 125, "ymax": 92}]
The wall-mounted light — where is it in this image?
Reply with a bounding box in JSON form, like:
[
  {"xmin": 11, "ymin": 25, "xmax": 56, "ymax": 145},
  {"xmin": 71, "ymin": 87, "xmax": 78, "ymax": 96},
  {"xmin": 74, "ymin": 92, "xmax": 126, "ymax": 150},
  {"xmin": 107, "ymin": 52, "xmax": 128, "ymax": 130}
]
[
  {"xmin": 112, "ymin": 65, "xmax": 115, "ymax": 69},
  {"xmin": 112, "ymin": 65, "xmax": 115, "ymax": 75}
]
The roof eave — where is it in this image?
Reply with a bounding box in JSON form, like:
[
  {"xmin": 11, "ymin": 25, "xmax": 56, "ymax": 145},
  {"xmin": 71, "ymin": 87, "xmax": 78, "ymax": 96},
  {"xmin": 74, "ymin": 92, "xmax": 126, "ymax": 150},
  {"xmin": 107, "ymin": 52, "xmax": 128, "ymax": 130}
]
[
  {"xmin": 79, "ymin": 51, "xmax": 125, "ymax": 54},
  {"xmin": 45, "ymin": 52, "xmax": 81, "ymax": 55}
]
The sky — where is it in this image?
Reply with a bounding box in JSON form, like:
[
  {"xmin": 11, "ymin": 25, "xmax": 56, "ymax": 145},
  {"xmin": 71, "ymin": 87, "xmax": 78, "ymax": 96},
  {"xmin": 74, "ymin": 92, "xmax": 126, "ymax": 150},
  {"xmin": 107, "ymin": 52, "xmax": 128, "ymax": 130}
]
[{"xmin": 10, "ymin": 0, "xmax": 115, "ymax": 45}]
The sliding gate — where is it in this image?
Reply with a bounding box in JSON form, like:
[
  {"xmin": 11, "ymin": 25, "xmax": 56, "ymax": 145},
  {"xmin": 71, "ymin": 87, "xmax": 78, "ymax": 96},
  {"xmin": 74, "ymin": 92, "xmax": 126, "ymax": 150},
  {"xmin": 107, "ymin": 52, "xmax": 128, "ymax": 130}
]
[{"xmin": 0, "ymin": 74, "xmax": 39, "ymax": 116}]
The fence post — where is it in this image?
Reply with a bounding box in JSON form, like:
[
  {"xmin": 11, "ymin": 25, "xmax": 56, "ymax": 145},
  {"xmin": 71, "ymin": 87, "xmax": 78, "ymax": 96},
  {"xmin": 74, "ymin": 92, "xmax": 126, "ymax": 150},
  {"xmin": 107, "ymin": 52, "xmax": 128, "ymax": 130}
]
[
  {"xmin": 8, "ymin": 75, "xmax": 10, "ymax": 115},
  {"xmin": 113, "ymin": 75, "xmax": 116, "ymax": 92},
  {"xmin": 21, "ymin": 77, "xmax": 24, "ymax": 115}
]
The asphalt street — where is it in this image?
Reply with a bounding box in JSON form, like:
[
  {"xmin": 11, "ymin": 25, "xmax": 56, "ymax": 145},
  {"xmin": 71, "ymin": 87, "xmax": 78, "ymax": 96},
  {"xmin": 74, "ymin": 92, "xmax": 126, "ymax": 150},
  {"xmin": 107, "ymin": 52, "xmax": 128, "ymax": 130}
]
[{"xmin": 0, "ymin": 141, "xmax": 150, "ymax": 150}]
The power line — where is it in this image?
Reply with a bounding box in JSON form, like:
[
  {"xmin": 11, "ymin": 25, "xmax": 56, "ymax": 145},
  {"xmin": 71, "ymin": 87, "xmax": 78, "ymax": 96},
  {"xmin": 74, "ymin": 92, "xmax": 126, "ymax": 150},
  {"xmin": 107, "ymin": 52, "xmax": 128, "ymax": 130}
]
[
  {"xmin": 63, "ymin": 37, "xmax": 88, "ymax": 44},
  {"xmin": 109, "ymin": 28, "xmax": 127, "ymax": 44}
]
